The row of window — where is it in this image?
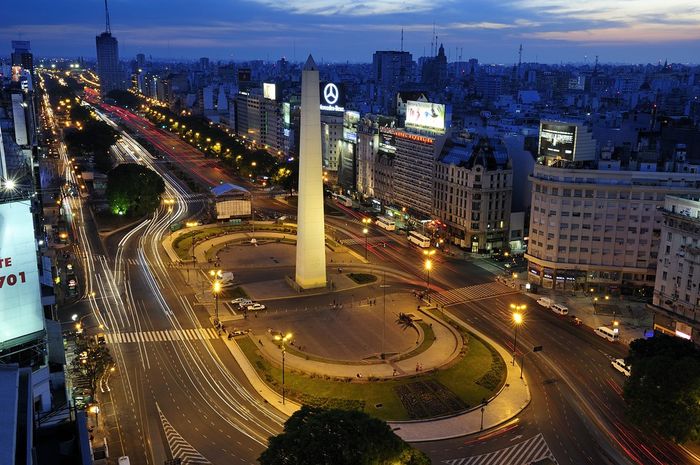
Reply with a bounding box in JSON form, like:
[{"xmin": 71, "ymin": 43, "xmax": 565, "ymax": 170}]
[{"xmin": 534, "ymin": 184, "xmax": 661, "ymax": 201}]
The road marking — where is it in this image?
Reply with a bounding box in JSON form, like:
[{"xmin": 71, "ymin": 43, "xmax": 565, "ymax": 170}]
[
  {"xmin": 431, "ymin": 282, "xmax": 518, "ymax": 307},
  {"xmin": 157, "ymin": 403, "xmax": 211, "ymax": 464},
  {"xmin": 444, "ymin": 433, "xmax": 558, "ymax": 465},
  {"xmin": 104, "ymin": 328, "xmax": 220, "ymax": 344}
]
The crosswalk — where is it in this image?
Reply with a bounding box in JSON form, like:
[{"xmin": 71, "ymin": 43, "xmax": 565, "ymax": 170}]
[
  {"xmin": 157, "ymin": 403, "xmax": 211, "ymax": 464},
  {"xmin": 104, "ymin": 328, "xmax": 220, "ymax": 344},
  {"xmin": 340, "ymin": 236, "xmax": 397, "ymax": 246},
  {"xmin": 444, "ymin": 434, "xmax": 557, "ymax": 465},
  {"xmin": 431, "ymin": 282, "xmax": 518, "ymax": 307}
]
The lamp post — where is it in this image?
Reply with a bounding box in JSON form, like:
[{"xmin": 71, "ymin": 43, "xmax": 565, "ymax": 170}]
[
  {"xmin": 423, "ymin": 249, "xmax": 436, "ymax": 302},
  {"xmin": 212, "ymin": 275, "xmax": 222, "ymax": 323},
  {"xmin": 510, "ymin": 304, "xmax": 525, "ymax": 366},
  {"xmin": 362, "ymin": 217, "xmax": 371, "ymax": 260},
  {"xmin": 274, "ymin": 332, "xmax": 293, "ymax": 405}
]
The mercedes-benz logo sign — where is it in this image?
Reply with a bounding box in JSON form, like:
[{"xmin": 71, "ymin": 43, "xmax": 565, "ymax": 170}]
[{"xmin": 323, "ymin": 83, "xmax": 339, "ymax": 105}]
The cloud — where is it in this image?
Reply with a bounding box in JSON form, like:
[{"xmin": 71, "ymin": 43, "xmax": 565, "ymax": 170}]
[
  {"xmin": 509, "ymin": 0, "xmax": 700, "ymax": 24},
  {"xmin": 525, "ymin": 23, "xmax": 700, "ymax": 43},
  {"xmin": 245, "ymin": 0, "xmax": 441, "ymax": 16}
]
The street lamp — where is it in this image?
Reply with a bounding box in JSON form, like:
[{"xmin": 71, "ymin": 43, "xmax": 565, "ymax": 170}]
[
  {"xmin": 212, "ymin": 279, "xmax": 222, "ymax": 323},
  {"xmin": 510, "ymin": 305, "xmax": 526, "ymax": 366},
  {"xmin": 274, "ymin": 332, "xmax": 293, "ymax": 405},
  {"xmin": 362, "ymin": 218, "xmax": 371, "ymax": 260},
  {"xmin": 423, "ymin": 249, "xmax": 436, "ymax": 302}
]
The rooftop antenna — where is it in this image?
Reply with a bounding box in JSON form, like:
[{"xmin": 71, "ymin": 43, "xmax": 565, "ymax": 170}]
[
  {"xmin": 104, "ymin": 0, "xmax": 111, "ymax": 34},
  {"xmin": 518, "ymin": 43, "xmax": 523, "ymax": 68},
  {"xmin": 594, "ymin": 55, "xmax": 599, "ymax": 73},
  {"xmin": 401, "ymin": 28, "xmax": 404, "ymax": 52}
]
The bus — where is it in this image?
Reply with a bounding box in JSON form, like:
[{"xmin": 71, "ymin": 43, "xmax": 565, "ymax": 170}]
[
  {"xmin": 408, "ymin": 231, "xmax": 431, "ymax": 248},
  {"xmin": 332, "ymin": 193, "xmax": 353, "ymax": 207},
  {"xmin": 375, "ymin": 216, "xmax": 396, "ymax": 231}
]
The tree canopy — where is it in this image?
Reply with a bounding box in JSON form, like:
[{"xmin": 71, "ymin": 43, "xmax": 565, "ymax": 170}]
[
  {"xmin": 106, "ymin": 89, "xmax": 141, "ymax": 109},
  {"xmin": 106, "ymin": 163, "xmax": 165, "ymax": 217},
  {"xmin": 64, "ymin": 120, "xmax": 119, "ymax": 172},
  {"xmin": 259, "ymin": 406, "xmax": 431, "ymax": 465},
  {"xmin": 624, "ymin": 334, "xmax": 700, "ymax": 443}
]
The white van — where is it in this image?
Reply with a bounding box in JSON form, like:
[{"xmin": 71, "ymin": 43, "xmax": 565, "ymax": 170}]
[
  {"xmin": 595, "ymin": 326, "xmax": 619, "ymax": 342},
  {"xmin": 536, "ymin": 297, "xmax": 554, "ymax": 309},
  {"xmin": 550, "ymin": 303, "xmax": 569, "ymax": 315},
  {"xmin": 611, "ymin": 358, "xmax": 631, "ymax": 377}
]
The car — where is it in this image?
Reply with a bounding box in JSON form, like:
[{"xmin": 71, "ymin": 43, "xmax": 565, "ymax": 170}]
[
  {"xmin": 245, "ymin": 303, "xmax": 266, "ymax": 311},
  {"xmin": 97, "ymin": 334, "xmax": 106, "ymax": 345},
  {"xmin": 231, "ymin": 297, "xmax": 251, "ymax": 305},
  {"xmin": 611, "ymin": 358, "xmax": 631, "ymax": 377},
  {"xmin": 569, "ymin": 315, "xmax": 583, "ymax": 326}
]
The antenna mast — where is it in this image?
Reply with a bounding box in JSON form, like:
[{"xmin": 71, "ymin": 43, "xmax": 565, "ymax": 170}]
[
  {"xmin": 401, "ymin": 28, "xmax": 404, "ymax": 52},
  {"xmin": 104, "ymin": 0, "xmax": 111, "ymax": 33}
]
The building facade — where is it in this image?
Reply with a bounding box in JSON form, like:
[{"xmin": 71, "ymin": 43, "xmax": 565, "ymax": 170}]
[
  {"xmin": 95, "ymin": 32, "xmax": 123, "ymax": 96},
  {"xmin": 435, "ymin": 138, "xmax": 512, "ymax": 252},
  {"xmin": 651, "ymin": 196, "xmax": 700, "ymax": 344},
  {"xmin": 526, "ymin": 164, "xmax": 700, "ymax": 291}
]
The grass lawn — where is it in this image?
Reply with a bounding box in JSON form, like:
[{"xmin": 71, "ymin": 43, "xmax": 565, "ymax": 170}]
[
  {"xmin": 239, "ymin": 330, "xmax": 502, "ymax": 421},
  {"xmin": 348, "ymin": 273, "xmax": 377, "ymax": 284},
  {"xmin": 223, "ymin": 286, "xmax": 248, "ymax": 299}
]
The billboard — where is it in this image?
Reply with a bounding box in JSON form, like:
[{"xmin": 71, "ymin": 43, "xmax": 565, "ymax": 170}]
[
  {"xmin": 263, "ymin": 82, "xmax": 276, "ymax": 101},
  {"xmin": 282, "ymin": 102, "xmax": 291, "ymax": 127},
  {"xmin": 378, "ymin": 129, "xmax": 397, "ymax": 154},
  {"xmin": 0, "ymin": 201, "xmax": 44, "ymax": 346},
  {"xmin": 319, "ymin": 82, "xmax": 345, "ymax": 112},
  {"xmin": 539, "ymin": 122, "xmax": 576, "ymax": 160},
  {"xmin": 405, "ymin": 101, "xmax": 446, "ymax": 133}
]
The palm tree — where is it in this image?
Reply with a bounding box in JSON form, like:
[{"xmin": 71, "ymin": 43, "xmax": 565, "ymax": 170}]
[{"xmin": 395, "ymin": 312, "xmax": 416, "ymax": 332}]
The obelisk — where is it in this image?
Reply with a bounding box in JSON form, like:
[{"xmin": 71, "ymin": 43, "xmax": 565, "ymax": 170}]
[{"xmin": 295, "ymin": 55, "xmax": 327, "ymax": 289}]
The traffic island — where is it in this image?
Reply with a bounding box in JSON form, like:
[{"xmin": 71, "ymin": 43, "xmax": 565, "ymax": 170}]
[{"xmin": 234, "ymin": 312, "xmax": 506, "ymax": 421}]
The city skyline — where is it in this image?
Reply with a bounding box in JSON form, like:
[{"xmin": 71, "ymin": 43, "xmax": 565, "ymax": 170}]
[{"xmin": 1, "ymin": 0, "xmax": 700, "ymax": 64}]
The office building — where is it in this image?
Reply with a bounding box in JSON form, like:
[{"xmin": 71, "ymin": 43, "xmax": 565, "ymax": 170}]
[
  {"xmin": 372, "ymin": 51, "xmax": 413, "ymax": 115},
  {"xmin": 651, "ymin": 196, "xmax": 700, "ymax": 344},
  {"xmin": 95, "ymin": 0, "xmax": 123, "ymax": 97}
]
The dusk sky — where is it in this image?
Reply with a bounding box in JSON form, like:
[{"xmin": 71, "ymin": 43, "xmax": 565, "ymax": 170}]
[{"xmin": 2, "ymin": 0, "xmax": 700, "ymax": 64}]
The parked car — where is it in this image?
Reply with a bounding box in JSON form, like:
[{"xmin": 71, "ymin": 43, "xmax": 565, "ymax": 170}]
[
  {"xmin": 231, "ymin": 298, "xmax": 251, "ymax": 305},
  {"xmin": 246, "ymin": 303, "xmax": 266, "ymax": 311},
  {"xmin": 569, "ymin": 315, "xmax": 583, "ymax": 326}
]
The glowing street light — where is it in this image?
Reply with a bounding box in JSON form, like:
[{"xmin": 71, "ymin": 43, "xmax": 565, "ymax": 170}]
[
  {"xmin": 423, "ymin": 249, "xmax": 436, "ymax": 301},
  {"xmin": 510, "ymin": 304, "xmax": 526, "ymax": 366},
  {"xmin": 212, "ymin": 279, "xmax": 222, "ymax": 323},
  {"xmin": 274, "ymin": 332, "xmax": 293, "ymax": 405}
]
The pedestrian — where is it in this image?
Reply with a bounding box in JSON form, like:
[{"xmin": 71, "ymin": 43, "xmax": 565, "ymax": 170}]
[{"xmin": 258, "ymin": 339, "xmax": 263, "ymax": 345}]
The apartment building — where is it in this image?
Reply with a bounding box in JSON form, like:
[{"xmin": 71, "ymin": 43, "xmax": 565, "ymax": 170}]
[
  {"xmin": 434, "ymin": 138, "xmax": 512, "ymax": 252},
  {"xmin": 652, "ymin": 196, "xmax": 700, "ymax": 344}
]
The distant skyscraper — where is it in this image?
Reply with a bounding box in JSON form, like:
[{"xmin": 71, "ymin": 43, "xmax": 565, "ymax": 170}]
[
  {"xmin": 11, "ymin": 40, "xmax": 33, "ymax": 73},
  {"xmin": 95, "ymin": 0, "xmax": 122, "ymax": 96},
  {"xmin": 372, "ymin": 50, "xmax": 412, "ymax": 114},
  {"xmin": 421, "ymin": 43, "xmax": 447, "ymax": 88},
  {"xmin": 136, "ymin": 53, "xmax": 146, "ymax": 70}
]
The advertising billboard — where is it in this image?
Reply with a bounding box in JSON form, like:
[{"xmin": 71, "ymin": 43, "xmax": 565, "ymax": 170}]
[
  {"xmin": 0, "ymin": 201, "xmax": 44, "ymax": 346},
  {"xmin": 263, "ymin": 82, "xmax": 276, "ymax": 101},
  {"xmin": 282, "ymin": 102, "xmax": 291, "ymax": 127},
  {"xmin": 378, "ymin": 129, "xmax": 397, "ymax": 154},
  {"xmin": 405, "ymin": 101, "xmax": 446, "ymax": 133},
  {"xmin": 539, "ymin": 122, "xmax": 576, "ymax": 160},
  {"xmin": 319, "ymin": 82, "xmax": 345, "ymax": 112}
]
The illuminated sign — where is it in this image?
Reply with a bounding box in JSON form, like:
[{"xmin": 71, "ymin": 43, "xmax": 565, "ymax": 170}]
[
  {"xmin": 282, "ymin": 102, "xmax": 290, "ymax": 127},
  {"xmin": 378, "ymin": 129, "xmax": 396, "ymax": 153},
  {"xmin": 405, "ymin": 101, "xmax": 446, "ymax": 134},
  {"xmin": 539, "ymin": 122, "xmax": 576, "ymax": 160},
  {"xmin": 263, "ymin": 83, "xmax": 276, "ymax": 101},
  {"xmin": 675, "ymin": 322, "xmax": 692, "ymax": 340},
  {"xmin": 319, "ymin": 82, "xmax": 345, "ymax": 112},
  {"xmin": 0, "ymin": 201, "xmax": 44, "ymax": 346}
]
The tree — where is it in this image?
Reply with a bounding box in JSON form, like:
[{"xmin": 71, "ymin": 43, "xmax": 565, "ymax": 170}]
[
  {"xmin": 624, "ymin": 334, "xmax": 700, "ymax": 443},
  {"xmin": 64, "ymin": 119, "xmax": 119, "ymax": 172},
  {"xmin": 259, "ymin": 406, "xmax": 431, "ymax": 465},
  {"xmin": 396, "ymin": 313, "xmax": 417, "ymax": 332},
  {"xmin": 71, "ymin": 337, "xmax": 113, "ymax": 395},
  {"xmin": 106, "ymin": 89, "xmax": 141, "ymax": 109},
  {"xmin": 106, "ymin": 163, "xmax": 165, "ymax": 216}
]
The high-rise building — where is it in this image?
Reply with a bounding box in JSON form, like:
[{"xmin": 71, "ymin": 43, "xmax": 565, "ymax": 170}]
[
  {"xmin": 651, "ymin": 195, "xmax": 700, "ymax": 344},
  {"xmin": 95, "ymin": 0, "xmax": 123, "ymax": 96},
  {"xmin": 434, "ymin": 138, "xmax": 512, "ymax": 252},
  {"xmin": 421, "ymin": 43, "xmax": 448, "ymax": 88},
  {"xmin": 11, "ymin": 40, "xmax": 33, "ymax": 74},
  {"xmin": 372, "ymin": 51, "xmax": 413, "ymax": 115}
]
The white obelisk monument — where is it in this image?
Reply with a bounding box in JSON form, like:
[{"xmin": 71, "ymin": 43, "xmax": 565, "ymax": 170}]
[{"xmin": 295, "ymin": 55, "xmax": 327, "ymax": 289}]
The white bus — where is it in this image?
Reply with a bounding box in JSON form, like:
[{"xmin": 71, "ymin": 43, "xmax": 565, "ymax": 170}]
[
  {"xmin": 332, "ymin": 193, "xmax": 353, "ymax": 207},
  {"xmin": 408, "ymin": 231, "xmax": 431, "ymax": 248},
  {"xmin": 375, "ymin": 216, "xmax": 396, "ymax": 231}
]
